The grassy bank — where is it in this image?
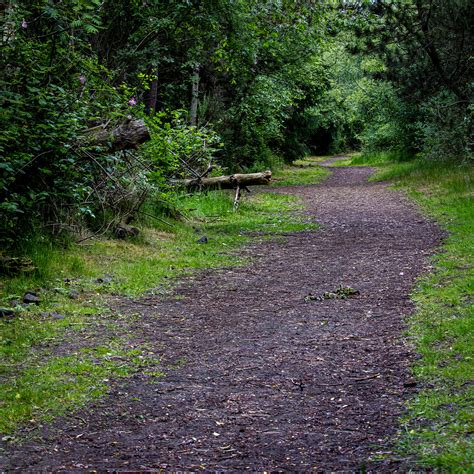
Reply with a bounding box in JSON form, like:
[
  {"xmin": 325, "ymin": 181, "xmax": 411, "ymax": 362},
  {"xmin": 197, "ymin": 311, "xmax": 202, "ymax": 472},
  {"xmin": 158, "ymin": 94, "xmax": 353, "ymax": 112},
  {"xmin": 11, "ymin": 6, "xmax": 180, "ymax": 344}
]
[
  {"xmin": 0, "ymin": 163, "xmax": 327, "ymax": 436},
  {"xmin": 346, "ymin": 152, "xmax": 474, "ymax": 470}
]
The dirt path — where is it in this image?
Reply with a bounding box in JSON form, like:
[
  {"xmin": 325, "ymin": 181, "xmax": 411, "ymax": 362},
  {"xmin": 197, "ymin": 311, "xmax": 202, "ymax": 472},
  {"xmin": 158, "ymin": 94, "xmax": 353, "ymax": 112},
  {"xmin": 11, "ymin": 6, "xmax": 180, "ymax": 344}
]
[{"xmin": 2, "ymin": 163, "xmax": 442, "ymax": 472}]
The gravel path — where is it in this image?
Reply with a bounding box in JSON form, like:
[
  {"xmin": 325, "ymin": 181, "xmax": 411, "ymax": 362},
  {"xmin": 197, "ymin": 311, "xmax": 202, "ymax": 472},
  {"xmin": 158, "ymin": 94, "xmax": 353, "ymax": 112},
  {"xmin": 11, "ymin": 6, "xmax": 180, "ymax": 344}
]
[{"xmin": 1, "ymin": 162, "xmax": 442, "ymax": 472}]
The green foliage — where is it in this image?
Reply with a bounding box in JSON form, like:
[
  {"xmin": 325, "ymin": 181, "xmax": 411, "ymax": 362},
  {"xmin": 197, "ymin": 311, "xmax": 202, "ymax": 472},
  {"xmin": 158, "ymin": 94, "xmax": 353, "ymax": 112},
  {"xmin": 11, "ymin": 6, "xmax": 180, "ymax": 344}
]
[
  {"xmin": 144, "ymin": 110, "xmax": 223, "ymax": 186},
  {"xmin": 1, "ymin": 0, "xmax": 335, "ymax": 245},
  {"xmin": 346, "ymin": 0, "xmax": 473, "ymax": 159},
  {"xmin": 228, "ymin": 74, "xmax": 302, "ymax": 167},
  {"xmin": 2, "ymin": 0, "xmax": 472, "ymax": 248},
  {"xmin": 415, "ymin": 90, "xmax": 472, "ymax": 160},
  {"xmin": 0, "ymin": 2, "xmax": 130, "ymax": 243}
]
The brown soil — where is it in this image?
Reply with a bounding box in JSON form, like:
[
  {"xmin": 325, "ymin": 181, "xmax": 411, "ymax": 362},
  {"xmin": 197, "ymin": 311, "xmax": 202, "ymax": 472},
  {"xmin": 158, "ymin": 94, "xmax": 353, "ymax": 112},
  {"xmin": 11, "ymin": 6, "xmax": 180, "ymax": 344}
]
[{"xmin": 1, "ymin": 161, "xmax": 443, "ymax": 472}]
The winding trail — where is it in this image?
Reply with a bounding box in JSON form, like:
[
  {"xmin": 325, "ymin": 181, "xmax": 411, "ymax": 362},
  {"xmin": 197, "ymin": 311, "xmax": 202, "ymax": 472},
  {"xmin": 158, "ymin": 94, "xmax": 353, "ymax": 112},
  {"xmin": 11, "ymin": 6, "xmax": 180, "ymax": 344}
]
[{"xmin": 2, "ymin": 161, "xmax": 442, "ymax": 472}]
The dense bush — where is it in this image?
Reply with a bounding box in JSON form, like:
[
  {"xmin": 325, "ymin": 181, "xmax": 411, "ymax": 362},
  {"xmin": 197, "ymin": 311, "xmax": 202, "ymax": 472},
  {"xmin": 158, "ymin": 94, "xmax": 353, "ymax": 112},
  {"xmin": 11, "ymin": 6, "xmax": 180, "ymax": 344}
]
[
  {"xmin": 347, "ymin": 0, "xmax": 473, "ymax": 160},
  {"xmin": 0, "ymin": 2, "xmax": 128, "ymax": 243}
]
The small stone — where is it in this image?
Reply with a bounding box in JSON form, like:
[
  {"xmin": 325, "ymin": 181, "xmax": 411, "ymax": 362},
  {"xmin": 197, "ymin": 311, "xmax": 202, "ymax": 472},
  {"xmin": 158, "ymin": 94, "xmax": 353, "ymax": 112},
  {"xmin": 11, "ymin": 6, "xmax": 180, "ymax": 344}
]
[
  {"xmin": 197, "ymin": 236, "xmax": 208, "ymax": 244},
  {"xmin": 96, "ymin": 274, "xmax": 113, "ymax": 284},
  {"xmin": 404, "ymin": 378, "xmax": 417, "ymax": 388},
  {"xmin": 40, "ymin": 312, "xmax": 64, "ymax": 320},
  {"xmin": 23, "ymin": 292, "xmax": 40, "ymax": 305},
  {"xmin": 0, "ymin": 308, "xmax": 15, "ymax": 318},
  {"xmin": 51, "ymin": 312, "xmax": 65, "ymax": 320},
  {"xmin": 68, "ymin": 289, "xmax": 80, "ymax": 300}
]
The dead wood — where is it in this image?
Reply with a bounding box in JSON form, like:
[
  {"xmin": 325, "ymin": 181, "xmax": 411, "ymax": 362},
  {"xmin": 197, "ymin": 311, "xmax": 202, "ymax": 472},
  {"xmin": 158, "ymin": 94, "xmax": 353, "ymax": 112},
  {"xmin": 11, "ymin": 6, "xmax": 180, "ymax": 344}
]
[
  {"xmin": 173, "ymin": 170, "xmax": 272, "ymax": 191},
  {"xmin": 82, "ymin": 118, "xmax": 150, "ymax": 152}
]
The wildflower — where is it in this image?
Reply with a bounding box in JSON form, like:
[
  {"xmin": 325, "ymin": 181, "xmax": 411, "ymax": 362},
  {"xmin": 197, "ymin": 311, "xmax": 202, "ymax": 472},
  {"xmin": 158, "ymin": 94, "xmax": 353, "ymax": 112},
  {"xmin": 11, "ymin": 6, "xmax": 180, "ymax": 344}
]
[
  {"xmin": 21, "ymin": 19, "xmax": 28, "ymax": 28},
  {"xmin": 128, "ymin": 97, "xmax": 137, "ymax": 106},
  {"xmin": 79, "ymin": 75, "xmax": 87, "ymax": 85}
]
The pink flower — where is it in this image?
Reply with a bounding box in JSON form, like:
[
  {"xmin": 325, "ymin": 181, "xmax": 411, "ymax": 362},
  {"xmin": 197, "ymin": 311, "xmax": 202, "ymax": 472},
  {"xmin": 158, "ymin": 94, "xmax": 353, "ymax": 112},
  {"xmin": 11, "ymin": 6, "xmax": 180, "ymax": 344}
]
[
  {"xmin": 128, "ymin": 97, "xmax": 137, "ymax": 106},
  {"xmin": 78, "ymin": 74, "xmax": 87, "ymax": 85},
  {"xmin": 21, "ymin": 19, "xmax": 28, "ymax": 29}
]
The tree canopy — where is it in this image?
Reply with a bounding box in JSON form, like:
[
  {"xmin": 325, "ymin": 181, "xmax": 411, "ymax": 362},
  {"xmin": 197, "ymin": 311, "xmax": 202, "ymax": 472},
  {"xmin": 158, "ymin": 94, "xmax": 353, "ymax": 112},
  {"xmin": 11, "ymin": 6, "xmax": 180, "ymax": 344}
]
[{"xmin": 1, "ymin": 0, "xmax": 472, "ymax": 244}]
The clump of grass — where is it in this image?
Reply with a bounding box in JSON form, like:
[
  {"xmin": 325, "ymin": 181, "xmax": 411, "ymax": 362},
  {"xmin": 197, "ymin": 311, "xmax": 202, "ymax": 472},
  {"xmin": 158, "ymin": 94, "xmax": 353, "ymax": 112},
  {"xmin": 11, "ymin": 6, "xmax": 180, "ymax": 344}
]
[
  {"xmin": 350, "ymin": 150, "xmax": 413, "ymax": 166},
  {"xmin": 353, "ymin": 153, "xmax": 474, "ymax": 470}
]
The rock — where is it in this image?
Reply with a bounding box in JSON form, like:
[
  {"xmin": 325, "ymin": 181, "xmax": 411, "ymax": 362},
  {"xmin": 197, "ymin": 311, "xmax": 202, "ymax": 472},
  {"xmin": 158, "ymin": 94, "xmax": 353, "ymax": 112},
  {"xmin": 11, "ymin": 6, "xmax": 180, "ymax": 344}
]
[
  {"xmin": 115, "ymin": 223, "xmax": 139, "ymax": 239},
  {"xmin": 95, "ymin": 274, "xmax": 113, "ymax": 284},
  {"xmin": 68, "ymin": 289, "xmax": 80, "ymax": 299},
  {"xmin": 0, "ymin": 308, "xmax": 15, "ymax": 318},
  {"xmin": 197, "ymin": 236, "xmax": 208, "ymax": 244},
  {"xmin": 51, "ymin": 312, "xmax": 65, "ymax": 320},
  {"xmin": 23, "ymin": 292, "xmax": 40, "ymax": 305},
  {"xmin": 41, "ymin": 312, "xmax": 65, "ymax": 320}
]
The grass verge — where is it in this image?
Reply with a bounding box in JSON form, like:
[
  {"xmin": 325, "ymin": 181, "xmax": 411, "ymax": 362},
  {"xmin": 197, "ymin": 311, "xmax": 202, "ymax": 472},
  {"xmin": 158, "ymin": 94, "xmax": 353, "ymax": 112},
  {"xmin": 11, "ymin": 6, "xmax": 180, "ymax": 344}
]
[
  {"xmin": 347, "ymin": 152, "xmax": 473, "ymax": 470},
  {"xmin": 272, "ymin": 158, "xmax": 330, "ymax": 186},
  {"xmin": 0, "ymin": 164, "xmax": 327, "ymax": 436}
]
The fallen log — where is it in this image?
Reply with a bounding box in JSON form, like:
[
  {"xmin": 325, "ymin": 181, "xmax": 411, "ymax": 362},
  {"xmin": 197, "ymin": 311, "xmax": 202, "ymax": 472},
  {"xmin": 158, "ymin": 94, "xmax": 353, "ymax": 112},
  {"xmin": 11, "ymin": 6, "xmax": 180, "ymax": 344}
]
[
  {"xmin": 173, "ymin": 171, "xmax": 272, "ymax": 191},
  {"xmin": 82, "ymin": 118, "xmax": 150, "ymax": 152},
  {"xmin": 172, "ymin": 170, "xmax": 272, "ymax": 210}
]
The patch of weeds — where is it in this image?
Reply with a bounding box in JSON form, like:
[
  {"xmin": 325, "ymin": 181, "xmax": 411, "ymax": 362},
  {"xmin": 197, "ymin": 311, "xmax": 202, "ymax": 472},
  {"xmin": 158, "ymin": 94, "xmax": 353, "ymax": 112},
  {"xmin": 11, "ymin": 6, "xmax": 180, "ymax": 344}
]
[
  {"xmin": 351, "ymin": 152, "xmax": 473, "ymax": 470},
  {"xmin": 328, "ymin": 158, "xmax": 354, "ymax": 167},
  {"xmin": 305, "ymin": 285, "xmax": 360, "ymax": 301},
  {"xmin": 349, "ymin": 150, "xmax": 413, "ymax": 167},
  {"xmin": 292, "ymin": 155, "xmax": 329, "ymax": 166}
]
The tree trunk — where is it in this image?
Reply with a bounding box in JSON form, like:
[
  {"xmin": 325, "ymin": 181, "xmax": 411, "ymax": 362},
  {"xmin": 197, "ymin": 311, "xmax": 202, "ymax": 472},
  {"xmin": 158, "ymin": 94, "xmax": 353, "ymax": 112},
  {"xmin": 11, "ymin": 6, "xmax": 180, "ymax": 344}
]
[
  {"xmin": 173, "ymin": 171, "xmax": 272, "ymax": 191},
  {"xmin": 146, "ymin": 71, "xmax": 159, "ymax": 115},
  {"xmin": 190, "ymin": 64, "xmax": 200, "ymax": 126}
]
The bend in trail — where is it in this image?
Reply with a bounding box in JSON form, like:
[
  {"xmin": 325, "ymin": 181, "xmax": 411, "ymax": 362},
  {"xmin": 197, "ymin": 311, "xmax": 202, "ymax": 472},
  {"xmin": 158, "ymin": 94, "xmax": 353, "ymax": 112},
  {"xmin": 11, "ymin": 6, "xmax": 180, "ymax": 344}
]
[{"xmin": 2, "ymin": 159, "xmax": 442, "ymax": 472}]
